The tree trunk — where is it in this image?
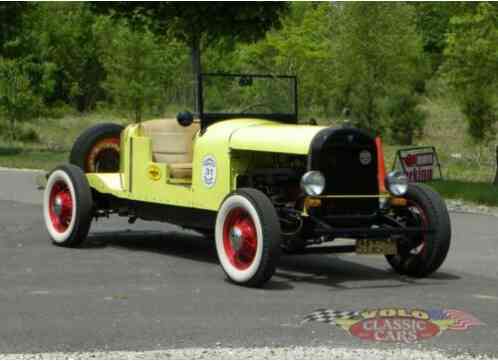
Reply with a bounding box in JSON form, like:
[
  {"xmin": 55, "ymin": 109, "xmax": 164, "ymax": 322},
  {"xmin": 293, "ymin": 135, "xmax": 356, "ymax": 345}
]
[
  {"xmin": 191, "ymin": 37, "xmax": 201, "ymax": 114},
  {"xmin": 493, "ymin": 145, "xmax": 498, "ymax": 185},
  {"xmin": 134, "ymin": 97, "xmax": 142, "ymax": 123},
  {"xmin": 10, "ymin": 118, "xmax": 16, "ymax": 142},
  {"xmin": 398, "ymin": 129, "xmax": 413, "ymax": 146}
]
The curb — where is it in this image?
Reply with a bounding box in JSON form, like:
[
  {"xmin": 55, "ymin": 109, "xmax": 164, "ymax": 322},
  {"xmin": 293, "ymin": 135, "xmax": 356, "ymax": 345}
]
[{"xmin": 0, "ymin": 166, "xmax": 44, "ymax": 172}]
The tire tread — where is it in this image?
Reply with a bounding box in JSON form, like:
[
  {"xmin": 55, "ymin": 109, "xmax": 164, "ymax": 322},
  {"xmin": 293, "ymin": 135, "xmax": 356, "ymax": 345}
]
[
  {"xmin": 217, "ymin": 188, "xmax": 281, "ymax": 287},
  {"xmin": 49, "ymin": 164, "xmax": 93, "ymax": 247},
  {"xmin": 69, "ymin": 123, "xmax": 123, "ymax": 172},
  {"xmin": 387, "ymin": 183, "xmax": 451, "ymax": 277}
]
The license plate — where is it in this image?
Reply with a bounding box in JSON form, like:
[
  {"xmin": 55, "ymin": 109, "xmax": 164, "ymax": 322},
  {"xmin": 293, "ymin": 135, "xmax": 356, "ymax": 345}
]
[{"xmin": 356, "ymin": 239, "xmax": 397, "ymax": 255}]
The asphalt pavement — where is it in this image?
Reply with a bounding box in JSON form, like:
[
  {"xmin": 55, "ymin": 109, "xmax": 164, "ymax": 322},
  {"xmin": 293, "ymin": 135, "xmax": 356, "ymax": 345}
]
[{"xmin": 0, "ymin": 168, "xmax": 497, "ymax": 358}]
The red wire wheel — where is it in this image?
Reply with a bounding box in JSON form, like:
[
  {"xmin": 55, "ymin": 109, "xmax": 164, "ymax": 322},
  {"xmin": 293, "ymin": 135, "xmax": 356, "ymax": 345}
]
[
  {"xmin": 405, "ymin": 200, "xmax": 429, "ymax": 257},
  {"xmin": 43, "ymin": 165, "xmax": 94, "ymax": 247},
  {"xmin": 386, "ymin": 183, "xmax": 451, "ymax": 277},
  {"xmin": 222, "ymin": 207, "xmax": 258, "ymax": 270},
  {"xmin": 215, "ymin": 189, "xmax": 281, "ymax": 287},
  {"xmin": 48, "ymin": 180, "xmax": 74, "ymax": 233},
  {"xmin": 85, "ymin": 137, "xmax": 120, "ymax": 173}
]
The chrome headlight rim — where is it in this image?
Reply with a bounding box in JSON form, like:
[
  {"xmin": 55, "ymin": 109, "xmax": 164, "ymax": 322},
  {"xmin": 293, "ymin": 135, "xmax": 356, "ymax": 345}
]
[
  {"xmin": 385, "ymin": 171, "xmax": 409, "ymax": 196},
  {"xmin": 301, "ymin": 170, "xmax": 326, "ymax": 196}
]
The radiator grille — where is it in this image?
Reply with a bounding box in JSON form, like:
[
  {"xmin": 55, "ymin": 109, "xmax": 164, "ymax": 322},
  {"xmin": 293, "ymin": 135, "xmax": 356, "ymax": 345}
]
[{"xmin": 310, "ymin": 129, "xmax": 380, "ymax": 216}]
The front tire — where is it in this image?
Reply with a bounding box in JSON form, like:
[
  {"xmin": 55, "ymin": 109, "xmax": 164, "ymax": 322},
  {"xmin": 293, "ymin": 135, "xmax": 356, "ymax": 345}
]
[
  {"xmin": 386, "ymin": 183, "xmax": 451, "ymax": 277},
  {"xmin": 43, "ymin": 164, "xmax": 93, "ymax": 247},
  {"xmin": 215, "ymin": 188, "xmax": 281, "ymax": 287}
]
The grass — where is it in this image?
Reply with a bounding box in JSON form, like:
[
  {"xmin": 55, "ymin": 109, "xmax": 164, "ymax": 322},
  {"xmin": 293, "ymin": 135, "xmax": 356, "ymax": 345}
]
[
  {"xmin": 0, "ymin": 111, "xmax": 125, "ymax": 170},
  {"xmin": 428, "ymin": 179, "xmax": 498, "ymax": 207},
  {"xmin": 0, "ymin": 145, "xmax": 67, "ymax": 170}
]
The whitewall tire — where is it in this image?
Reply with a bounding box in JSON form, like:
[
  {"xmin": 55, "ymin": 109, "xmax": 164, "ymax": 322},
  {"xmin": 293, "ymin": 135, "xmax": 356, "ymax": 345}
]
[
  {"xmin": 43, "ymin": 164, "xmax": 93, "ymax": 247},
  {"xmin": 215, "ymin": 188, "xmax": 281, "ymax": 287}
]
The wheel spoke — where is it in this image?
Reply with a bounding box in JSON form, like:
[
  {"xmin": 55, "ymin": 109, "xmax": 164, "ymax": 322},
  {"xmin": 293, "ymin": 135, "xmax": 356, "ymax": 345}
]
[
  {"xmin": 223, "ymin": 207, "xmax": 258, "ymax": 270},
  {"xmin": 48, "ymin": 181, "xmax": 74, "ymax": 233}
]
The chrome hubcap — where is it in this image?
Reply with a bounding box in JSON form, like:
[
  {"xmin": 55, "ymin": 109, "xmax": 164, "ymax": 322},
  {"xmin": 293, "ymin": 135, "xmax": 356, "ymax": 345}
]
[
  {"xmin": 229, "ymin": 226, "xmax": 244, "ymax": 251},
  {"xmin": 53, "ymin": 195, "xmax": 63, "ymax": 216}
]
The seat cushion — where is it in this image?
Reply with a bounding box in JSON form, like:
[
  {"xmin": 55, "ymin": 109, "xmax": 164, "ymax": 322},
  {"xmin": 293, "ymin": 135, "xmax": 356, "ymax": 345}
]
[
  {"xmin": 169, "ymin": 162, "xmax": 192, "ymax": 179},
  {"xmin": 141, "ymin": 119, "xmax": 199, "ymax": 164}
]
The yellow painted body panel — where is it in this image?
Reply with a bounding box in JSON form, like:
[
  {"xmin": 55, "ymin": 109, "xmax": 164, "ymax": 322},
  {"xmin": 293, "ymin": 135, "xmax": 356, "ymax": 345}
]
[
  {"xmin": 229, "ymin": 123, "xmax": 326, "ymax": 155},
  {"xmin": 86, "ymin": 118, "xmax": 382, "ymax": 215},
  {"xmin": 88, "ymin": 124, "xmax": 194, "ymax": 207},
  {"xmin": 87, "ymin": 173, "xmax": 123, "ymax": 192},
  {"xmin": 87, "ymin": 118, "xmax": 323, "ymax": 212},
  {"xmin": 190, "ymin": 118, "xmax": 274, "ymax": 210}
]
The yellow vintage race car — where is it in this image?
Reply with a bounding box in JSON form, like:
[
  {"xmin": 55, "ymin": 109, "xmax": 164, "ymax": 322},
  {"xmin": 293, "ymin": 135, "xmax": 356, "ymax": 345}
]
[{"xmin": 43, "ymin": 73, "xmax": 451, "ymax": 287}]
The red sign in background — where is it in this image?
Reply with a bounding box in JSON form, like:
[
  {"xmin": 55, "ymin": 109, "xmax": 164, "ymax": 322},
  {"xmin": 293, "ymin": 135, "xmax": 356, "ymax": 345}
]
[
  {"xmin": 401, "ymin": 152, "xmax": 434, "ymax": 182},
  {"xmin": 393, "ymin": 147, "xmax": 441, "ymax": 182}
]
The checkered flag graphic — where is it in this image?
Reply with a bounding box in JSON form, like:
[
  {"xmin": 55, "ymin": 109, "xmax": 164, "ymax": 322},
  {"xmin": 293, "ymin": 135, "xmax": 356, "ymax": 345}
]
[{"xmin": 303, "ymin": 309, "xmax": 361, "ymax": 325}]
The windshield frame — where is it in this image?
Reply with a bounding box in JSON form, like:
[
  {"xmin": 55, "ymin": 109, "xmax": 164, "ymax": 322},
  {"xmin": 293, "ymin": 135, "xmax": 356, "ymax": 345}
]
[{"xmin": 198, "ymin": 72, "xmax": 298, "ymax": 131}]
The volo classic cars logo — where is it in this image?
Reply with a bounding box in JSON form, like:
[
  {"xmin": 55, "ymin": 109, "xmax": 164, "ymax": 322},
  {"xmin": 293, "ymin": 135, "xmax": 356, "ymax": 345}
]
[{"xmin": 304, "ymin": 308, "xmax": 483, "ymax": 343}]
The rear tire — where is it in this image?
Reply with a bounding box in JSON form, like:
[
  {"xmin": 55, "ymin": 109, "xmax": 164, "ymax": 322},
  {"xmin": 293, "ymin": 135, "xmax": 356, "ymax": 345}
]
[
  {"xmin": 43, "ymin": 164, "xmax": 93, "ymax": 247},
  {"xmin": 215, "ymin": 188, "xmax": 281, "ymax": 287},
  {"xmin": 386, "ymin": 183, "xmax": 451, "ymax": 277},
  {"xmin": 70, "ymin": 123, "xmax": 123, "ymax": 173}
]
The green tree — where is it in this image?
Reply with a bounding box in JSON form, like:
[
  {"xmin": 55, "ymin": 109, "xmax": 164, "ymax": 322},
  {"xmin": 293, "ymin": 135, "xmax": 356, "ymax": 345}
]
[
  {"xmin": 383, "ymin": 92, "xmax": 426, "ymax": 145},
  {"xmin": 94, "ymin": 15, "xmax": 187, "ymax": 122},
  {"xmin": 443, "ymin": 3, "xmax": 498, "ymax": 144},
  {"xmin": 25, "ymin": 3, "xmax": 104, "ymax": 111},
  {"xmin": 232, "ymin": 3, "xmax": 338, "ymax": 118},
  {"xmin": 0, "ymin": 3, "xmax": 30, "ymax": 57},
  {"xmin": 93, "ymin": 2, "xmax": 288, "ymax": 111},
  {"xmin": 0, "ymin": 58, "xmax": 44, "ymax": 140},
  {"xmin": 413, "ymin": 3, "xmax": 461, "ymax": 73},
  {"xmin": 333, "ymin": 3, "xmax": 426, "ymax": 138}
]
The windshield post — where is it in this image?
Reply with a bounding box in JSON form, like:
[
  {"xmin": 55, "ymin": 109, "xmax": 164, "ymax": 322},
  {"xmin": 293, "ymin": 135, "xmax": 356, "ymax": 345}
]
[
  {"xmin": 294, "ymin": 76, "xmax": 298, "ymax": 123},
  {"xmin": 198, "ymin": 72, "xmax": 206, "ymax": 133}
]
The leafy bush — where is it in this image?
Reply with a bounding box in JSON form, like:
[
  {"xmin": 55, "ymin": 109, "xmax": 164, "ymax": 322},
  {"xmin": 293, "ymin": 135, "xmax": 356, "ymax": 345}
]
[
  {"xmin": 442, "ymin": 3, "xmax": 498, "ymax": 144},
  {"xmin": 24, "ymin": 3, "xmax": 104, "ymax": 112},
  {"xmin": 94, "ymin": 14, "xmax": 188, "ymax": 122},
  {"xmin": 384, "ymin": 92, "xmax": 426, "ymax": 145},
  {"xmin": 460, "ymin": 92, "xmax": 496, "ymax": 144},
  {"xmin": 227, "ymin": 2, "xmax": 428, "ymax": 131},
  {"xmin": 231, "ymin": 3, "xmax": 338, "ymax": 119},
  {"xmin": 332, "ymin": 3, "xmax": 426, "ymax": 135},
  {"xmin": 0, "ymin": 57, "xmax": 43, "ymax": 141},
  {"xmin": 0, "ymin": 116, "xmax": 39, "ymax": 143},
  {"xmin": 16, "ymin": 125, "xmax": 40, "ymax": 143}
]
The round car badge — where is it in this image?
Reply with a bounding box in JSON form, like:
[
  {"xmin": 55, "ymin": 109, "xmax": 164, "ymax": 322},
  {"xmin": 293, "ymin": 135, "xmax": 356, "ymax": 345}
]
[
  {"xmin": 201, "ymin": 155, "xmax": 217, "ymax": 188},
  {"xmin": 359, "ymin": 150, "xmax": 372, "ymax": 165}
]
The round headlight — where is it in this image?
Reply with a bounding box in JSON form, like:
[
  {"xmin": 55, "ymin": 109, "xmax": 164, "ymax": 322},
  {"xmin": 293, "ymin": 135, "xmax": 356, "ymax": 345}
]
[
  {"xmin": 301, "ymin": 171, "xmax": 326, "ymax": 196},
  {"xmin": 385, "ymin": 171, "xmax": 409, "ymax": 196}
]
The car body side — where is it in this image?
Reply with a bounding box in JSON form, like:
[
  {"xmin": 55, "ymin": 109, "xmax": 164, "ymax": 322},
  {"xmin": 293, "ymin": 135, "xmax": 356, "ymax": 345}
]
[{"xmin": 86, "ymin": 118, "xmax": 327, "ymax": 213}]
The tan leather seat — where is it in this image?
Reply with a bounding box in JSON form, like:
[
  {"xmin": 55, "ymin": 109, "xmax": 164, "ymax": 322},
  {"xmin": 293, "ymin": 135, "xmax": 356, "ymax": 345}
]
[
  {"xmin": 141, "ymin": 119, "xmax": 199, "ymax": 179},
  {"xmin": 168, "ymin": 162, "xmax": 193, "ymax": 179}
]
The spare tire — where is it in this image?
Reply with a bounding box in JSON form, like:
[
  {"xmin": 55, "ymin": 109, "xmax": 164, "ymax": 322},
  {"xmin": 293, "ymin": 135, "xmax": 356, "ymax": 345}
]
[{"xmin": 69, "ymin": 123, "xmax": 124, "ymax": 173}]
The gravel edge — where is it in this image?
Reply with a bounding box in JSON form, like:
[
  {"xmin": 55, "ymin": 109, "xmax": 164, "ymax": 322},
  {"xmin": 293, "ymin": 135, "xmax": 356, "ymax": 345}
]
[
  {"xmin": 0, "ymin": 346, "xmax": 492, "ymax": 360},
  {"xmin": 446, "ymin": 199, "xmax": 498, "ymax": 218}
]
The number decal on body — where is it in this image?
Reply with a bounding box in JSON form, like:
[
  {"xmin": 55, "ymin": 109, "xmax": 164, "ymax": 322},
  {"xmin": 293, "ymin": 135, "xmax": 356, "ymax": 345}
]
[{"xmin": 202, "ymin": 155, "xmax": 217, "ymax": 188}]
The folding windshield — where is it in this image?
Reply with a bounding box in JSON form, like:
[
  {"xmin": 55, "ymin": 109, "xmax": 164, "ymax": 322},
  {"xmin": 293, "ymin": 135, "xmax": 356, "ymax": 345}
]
[{"xmin": 199, "ymin": 73, "xmax": 298, "ymax": 128}]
